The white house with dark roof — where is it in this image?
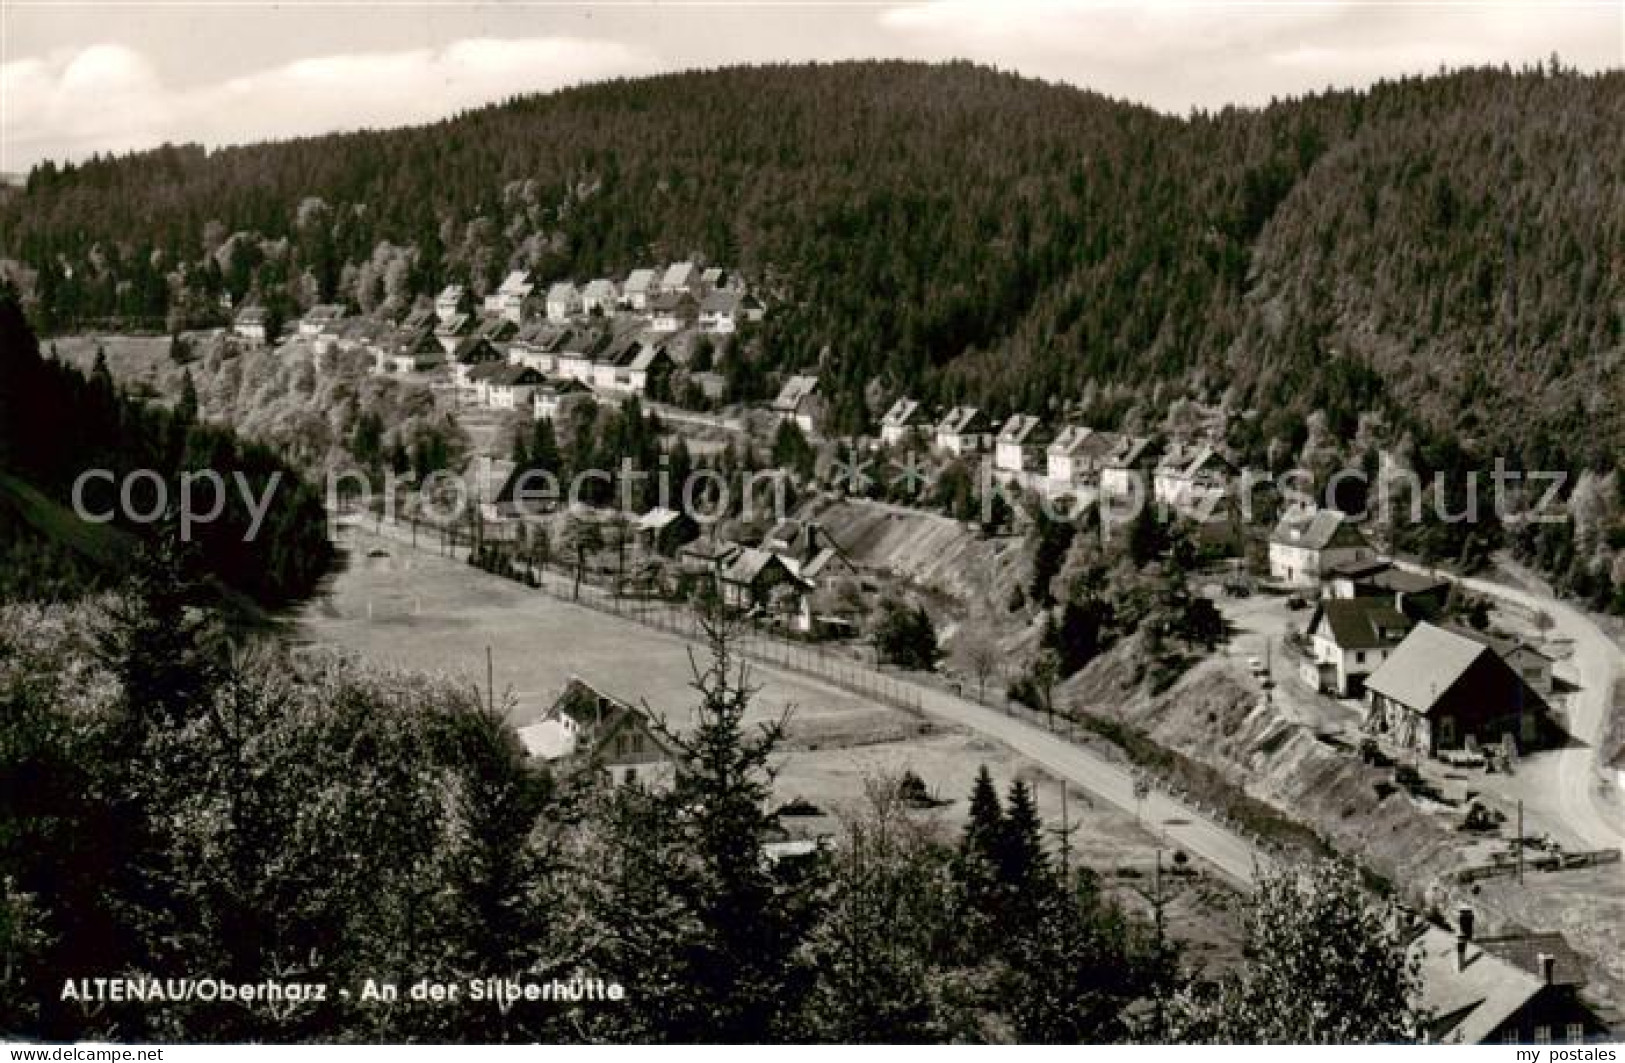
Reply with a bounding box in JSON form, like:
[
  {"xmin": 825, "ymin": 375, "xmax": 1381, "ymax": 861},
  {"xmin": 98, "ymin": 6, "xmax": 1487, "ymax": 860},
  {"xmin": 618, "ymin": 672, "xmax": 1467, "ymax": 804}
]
[
  {"xmin": 451, "ymin": 336, "xmax": 505, "ymax": 388},
  {"xmin": 934, "ymin": 406, "xmax": 988, "ymax": 457},
  {"xmin": 469, "ymin": 363, "xmax": 544, "ymax": 410},
  {"xmin": 644, "ymin": 291, "xmax": 694, "ymax": 333},
  {"xmin": 520, "ymin": 676, "xmax": 679, "ymax": 788},
  {"xmin": 380, "ymin": 325, "xmax": 444, "ymax": 375},
  {"xmin": 1046, "ymin": 426, "xmax": 1098, "ymax": 488},
  {"xmin": 879, "ymin": 397, "xmax": 925, "ymax": 446},
  {"xmin": 434, "ymin": 311, "xmax": 473, "ymax": 354},
  {"xmin": 994, "ymin": 414, "xmax": 1049, "ymax": 475},
  {"xmin": 1099, "ymin": 434, "xmax": 1154, "ymax": 499},
  {"xmin": 1322, "ymin": 558, "xmax": 1451, "ymax": 620},
  {"xmin": 532, "ymin": 377, "xmax": 592, "ymax": 422},
  {"xmin": 1268, "ymin": 506, "xmax": 1375, "ymax": 586},
  {"xmin": 771, "ymin": 375, "xmax": 822, "ymax": 433},
  {"xmin": 1300, "ymin": 597, "xmax": 1414, "ymax": 697}
]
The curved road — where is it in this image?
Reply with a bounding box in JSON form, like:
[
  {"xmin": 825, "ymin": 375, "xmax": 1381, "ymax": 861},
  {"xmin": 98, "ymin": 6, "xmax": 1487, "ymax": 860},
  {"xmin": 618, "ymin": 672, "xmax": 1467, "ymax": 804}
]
[
  {"xmin": 1395, "ymin": 558, "xmax": 1624, "ymax": 850},
  {"xmin": 883, "ymin": 678, "xmax": 1269, "ymax": 888},
  {"xmin": 339, "ymin": 510, "xmax": 1270, "ymax": 888}
]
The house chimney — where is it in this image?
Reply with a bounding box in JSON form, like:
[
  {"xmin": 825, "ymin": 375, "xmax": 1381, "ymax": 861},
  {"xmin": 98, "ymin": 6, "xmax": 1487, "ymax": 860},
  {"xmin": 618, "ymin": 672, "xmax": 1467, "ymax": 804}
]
[
  {"xmin": 1458, "ymin": 906, "xmax": 1475, "ymax": 943},
  {"xmin": 1539, "ymin": 953, "xmax": 1555, "ymax": 985}
]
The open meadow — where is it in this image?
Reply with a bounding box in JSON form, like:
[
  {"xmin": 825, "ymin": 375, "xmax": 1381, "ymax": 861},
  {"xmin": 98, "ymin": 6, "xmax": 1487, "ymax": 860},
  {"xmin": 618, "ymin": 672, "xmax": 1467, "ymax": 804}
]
[{"xmin": 295, "ymin": 521, "xmax": 1246, "ymax": 965}]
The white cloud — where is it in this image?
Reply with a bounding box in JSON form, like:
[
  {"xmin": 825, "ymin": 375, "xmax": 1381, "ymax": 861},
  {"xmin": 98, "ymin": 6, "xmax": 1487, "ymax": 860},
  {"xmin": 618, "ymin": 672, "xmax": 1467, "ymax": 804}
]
[
  {"xmin": 877, "ymin": 1, "xmax": 1622, "ymax": 111},
  {"xmin": 2, "ymin": 37, "xmax": 660, "ymax": 168}
]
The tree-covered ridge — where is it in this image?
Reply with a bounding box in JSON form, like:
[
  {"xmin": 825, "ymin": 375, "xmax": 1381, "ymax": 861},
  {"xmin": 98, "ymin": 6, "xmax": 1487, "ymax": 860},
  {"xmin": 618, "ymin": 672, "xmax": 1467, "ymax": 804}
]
[
  {"xmin": 0, "ymin": 291, "xmax": 333, "ymax": 605},
  {"xmin": 2, "ymin": 60, "xmax": 1620, "ymax": 464}
]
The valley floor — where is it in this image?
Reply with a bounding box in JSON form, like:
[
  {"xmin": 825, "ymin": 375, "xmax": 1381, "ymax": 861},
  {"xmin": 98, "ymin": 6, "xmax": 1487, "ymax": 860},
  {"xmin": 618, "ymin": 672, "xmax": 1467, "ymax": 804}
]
[{"xmin": 294, "ymin": 517, "xmax": 1248, "ymax": 968}]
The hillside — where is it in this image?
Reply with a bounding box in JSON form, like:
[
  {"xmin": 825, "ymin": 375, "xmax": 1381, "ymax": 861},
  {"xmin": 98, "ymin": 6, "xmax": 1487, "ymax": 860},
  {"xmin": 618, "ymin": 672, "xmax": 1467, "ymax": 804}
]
[
  {"xmin": 2, "ymin": 60, "xmax": 1621, "ymax": 469},
  {"xmin": 0, "ymin": 294, "xmax": 334, "ymax": 605}
]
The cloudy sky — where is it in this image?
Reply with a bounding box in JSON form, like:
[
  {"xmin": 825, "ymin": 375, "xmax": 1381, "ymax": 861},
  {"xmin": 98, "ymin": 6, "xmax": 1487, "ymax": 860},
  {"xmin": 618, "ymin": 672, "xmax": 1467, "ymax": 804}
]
[{"xmin": 3, "ymin": 1, "xmax": 1621, "ymax": 171}]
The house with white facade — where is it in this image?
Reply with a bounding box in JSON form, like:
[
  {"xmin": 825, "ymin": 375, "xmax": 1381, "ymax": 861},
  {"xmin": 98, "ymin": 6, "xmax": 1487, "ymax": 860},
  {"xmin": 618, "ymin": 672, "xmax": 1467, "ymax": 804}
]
[
  {"xmin": 477, "ymin": 364, "xmax": 544, "ymax": 409},
  {"xmin": 879, "ymin": 398, "xmax": 925, "ymax": 446},
  {"xmin": 934, "ymin": 407, "xmax": 988, "ymax": 457},
  {"xmin": 698, "ymin": 290, "xmax": 764, "ymax": 334},
  {"xmin": 533, "ymin": 378, "xmax": 593, "ymax": 421},
  {"xmin": 1269, "ymin": 506, "xmax": 1376, "ymax": 586},
  {"xmin": 648, "ymin": 291, "xmax": 697, "ymax": 333},
  {"xmin": 622, "ymin": 268, "xmax": 657, "ymax": 310},
  {"xmin": 1301, "ymin": 598, "xmax": 1414, "ymax": 697},
  {"xmin": 581, "ymin": 278, "xmax": 619, "ymax": 315},
  {"xmin": 771, "ymin": 375, "xmax": 822, "ymax": 434},
  {"xmin": 994, "ymin": 414, "xmax": 1049, "ymax": 476},
  {"xmin": 233, "ymin": 305, "xmax": 269, "ymax": 345},
  {"xmin": 484, "ymin": 270, "xmax": 537, "ymax": 323},
  {"xmin": 659, "ymin": 261, "xmax": 701, "ymax": 296},
  {"xmin": 435, "ymin": 284, "xmax": 470, "ymax": 322},
  {"xmin": 451, "ymin": 336, "xmax": 505, "ymax": 388},
  {"xmin": 1152, "ymin": 442, "xmax": 1234, "ymax": 513},
  {"xmin": 545, "ymin": 281, "xmax": 582, "ymax": 322}
]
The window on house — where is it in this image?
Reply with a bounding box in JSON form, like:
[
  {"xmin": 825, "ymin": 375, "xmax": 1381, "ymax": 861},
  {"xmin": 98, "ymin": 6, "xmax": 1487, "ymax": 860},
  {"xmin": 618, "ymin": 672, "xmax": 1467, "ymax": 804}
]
[
  {"xmin": 1438, "ymin": 716, "xmax": 1456, "ymax": 746},
  {"xmin": 1534, "ymin": 1026, "xmax": 1551, "ymax": 1045},
  {"xmin": 1566, "ymin": 1024, "xmax": 1585, "ymax": 1044},
  {"xmin": 1501, "ymin": 1031, "xmax": 1520, "ymax": 1045},
  {"xmin": 1355, "ymin": 651, "xmax": 1366, "ymax": 664}
]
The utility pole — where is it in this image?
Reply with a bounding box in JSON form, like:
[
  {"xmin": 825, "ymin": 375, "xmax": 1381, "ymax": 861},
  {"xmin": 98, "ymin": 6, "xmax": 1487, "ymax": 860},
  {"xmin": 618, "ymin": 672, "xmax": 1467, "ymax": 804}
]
[
  {"xmin": 1516, "ymin": 799, "xmax": 1524, "ymax": 884},
  {"xmin": 1058, "ymin": 784, "xmax": 1074, "ymax": 889}
]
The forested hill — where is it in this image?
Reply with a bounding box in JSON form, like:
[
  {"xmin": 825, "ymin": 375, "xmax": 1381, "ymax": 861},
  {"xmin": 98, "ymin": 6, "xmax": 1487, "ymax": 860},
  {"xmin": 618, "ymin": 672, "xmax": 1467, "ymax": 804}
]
[
  {"xmin": 0, "ymin": 291, "xmax": 333, "ymax": 605},
  {"xmin": 4, "ymin": 60, "xmax": 1622, "ymax": 467}
]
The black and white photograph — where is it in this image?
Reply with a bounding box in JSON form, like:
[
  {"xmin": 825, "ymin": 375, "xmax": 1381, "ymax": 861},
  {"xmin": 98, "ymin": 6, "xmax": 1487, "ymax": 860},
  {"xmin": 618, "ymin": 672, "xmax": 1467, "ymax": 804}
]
[{"xmin": 1, "ymin": 0, "xmax": 1623, "ymax": 1049}]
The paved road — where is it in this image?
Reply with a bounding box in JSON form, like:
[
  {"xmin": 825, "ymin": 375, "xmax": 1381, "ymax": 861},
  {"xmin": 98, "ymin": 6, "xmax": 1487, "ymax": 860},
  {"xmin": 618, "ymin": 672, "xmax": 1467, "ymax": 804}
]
[
  {"xmin": 888, "ymin": 679, "xmax": 1268, "ymax": 888},
  {"xmin": 1394, "ymin": 558, "xmax": 1624, "ymax": 850},
  {"xmin": 338, "ymin": 510, "xmax": 1270, "ymax": 888}
]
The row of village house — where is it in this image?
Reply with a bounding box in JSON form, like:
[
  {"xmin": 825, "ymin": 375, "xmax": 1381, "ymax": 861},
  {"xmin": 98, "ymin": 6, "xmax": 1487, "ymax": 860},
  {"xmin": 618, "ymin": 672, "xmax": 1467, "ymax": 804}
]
[
  {"xmin": 231, "ymin": 263, "xmax": 764, "ymax": 415},
  {"xmin": 266, "ymin": 285, "xmax": 1565, "ymax": 764},
  {"xmin": 236, "ymin": 262, "xmax": 765, "ymax": 345}
]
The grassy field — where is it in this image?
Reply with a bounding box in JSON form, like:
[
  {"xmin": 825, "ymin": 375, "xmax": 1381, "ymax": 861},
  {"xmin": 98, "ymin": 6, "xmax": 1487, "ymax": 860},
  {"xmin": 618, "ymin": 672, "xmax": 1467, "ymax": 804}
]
[
  {"xmin": 295, "ymin": 523, "xmax": 910, "ymax": 745},
  {"xmin": 49, "ymin": 333, "xmax": 182, "ymax": 392},
  {"xmin": 294, "ymin": 522, "xmax": 1246, "ymax": 965}
]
